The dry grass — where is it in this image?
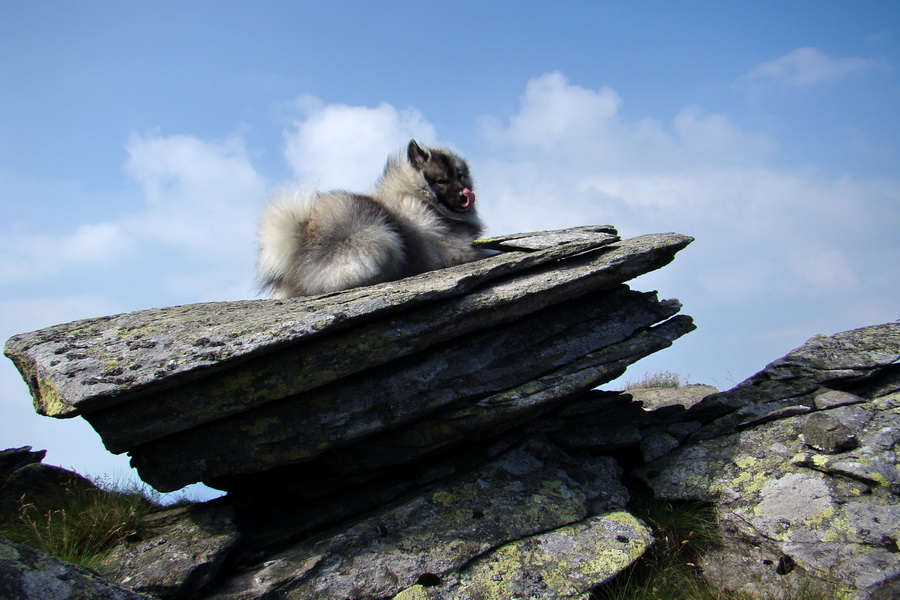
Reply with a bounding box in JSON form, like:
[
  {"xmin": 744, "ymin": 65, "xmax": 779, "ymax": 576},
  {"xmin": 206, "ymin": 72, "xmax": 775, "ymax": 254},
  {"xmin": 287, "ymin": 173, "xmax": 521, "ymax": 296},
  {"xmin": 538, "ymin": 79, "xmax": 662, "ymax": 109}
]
[
  {"xmin": 592, "ymin": 488, "xmax": 836, "ymax": 600},
  {"xmin": 0, "ymin": 474, "xmax": 183, "ymax": 570},
  {"xmin": 626, "ymin": 369, "xmax": 684, "ymax": 390}
]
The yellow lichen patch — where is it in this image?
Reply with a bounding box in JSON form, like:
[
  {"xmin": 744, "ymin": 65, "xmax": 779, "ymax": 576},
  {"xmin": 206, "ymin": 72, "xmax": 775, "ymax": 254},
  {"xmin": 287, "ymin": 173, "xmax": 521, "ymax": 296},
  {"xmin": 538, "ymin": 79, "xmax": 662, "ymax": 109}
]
[
  {"xmin": 432, "ymin": 491, "xmax": 454, "ymax": 507},
  {"xmin": 34, "ymin": 379, "xmax": 78, "ymax": 418},
  {"xmin": 803, "ymin": 504, "xmax": 835, "ymax": 530},
  {"xmin": 734, "ymin": 455, "xmax": 758, "ymax": 469},
  {"xmin": 869, "ymin": 471, "xmax": 891, "ymax": 487},
  {"xmin": 733, "ymin": 471, "xmax": 752, "ymax": 486},
  {"xmin": 730, "ymin": 468, "xmax": 769, "ymax": 495},
  {"xmin": 391, "ymin": 585, "xmax": 431, "ymax": 600},
  {"xmin": 458, "ymin": 512, "xmax": 651, "ymax": 598},
  {"xmin": 812, "ymin": 453, "xmax": 830, "ymax": 468}
]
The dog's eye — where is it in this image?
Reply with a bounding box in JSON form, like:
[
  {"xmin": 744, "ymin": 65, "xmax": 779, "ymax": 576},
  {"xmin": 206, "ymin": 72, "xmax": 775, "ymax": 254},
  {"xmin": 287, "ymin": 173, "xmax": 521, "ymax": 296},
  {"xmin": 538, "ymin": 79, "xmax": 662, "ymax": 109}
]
[{"xmin": 434, "ymin": 178, "xmax": 449, "ymax": 185}]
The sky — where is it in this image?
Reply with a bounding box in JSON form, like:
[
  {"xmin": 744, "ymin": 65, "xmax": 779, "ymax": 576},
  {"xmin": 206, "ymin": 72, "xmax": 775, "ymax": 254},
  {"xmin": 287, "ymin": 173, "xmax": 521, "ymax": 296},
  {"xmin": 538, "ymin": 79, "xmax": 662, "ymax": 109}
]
[{"xmin": 1, "ymin": 1, "xmax": 898, "ymax": 500}]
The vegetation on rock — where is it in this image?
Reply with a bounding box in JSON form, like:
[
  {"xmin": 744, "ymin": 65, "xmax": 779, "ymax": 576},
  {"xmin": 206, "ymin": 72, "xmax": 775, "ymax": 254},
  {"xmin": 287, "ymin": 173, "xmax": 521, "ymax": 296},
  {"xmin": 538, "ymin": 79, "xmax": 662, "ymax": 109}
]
[
  {"xmin": 592, "ymin": 488, "xmax": 835, "ymax": 600},
  {"xmin": 0, "ymin": 474, "xmax": 183, "ymax": 570},
  {"xmin": 626, "ymin": 369, "xmax": 683, "ymax": 390}
]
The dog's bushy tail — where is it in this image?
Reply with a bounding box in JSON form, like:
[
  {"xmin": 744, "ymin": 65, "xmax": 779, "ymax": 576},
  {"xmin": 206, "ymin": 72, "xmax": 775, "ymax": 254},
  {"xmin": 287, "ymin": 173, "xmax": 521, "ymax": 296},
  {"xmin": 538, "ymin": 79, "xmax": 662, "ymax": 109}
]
[{"xmin": 257, "ymin": 188, "xmax": 406, "ymax": 297}]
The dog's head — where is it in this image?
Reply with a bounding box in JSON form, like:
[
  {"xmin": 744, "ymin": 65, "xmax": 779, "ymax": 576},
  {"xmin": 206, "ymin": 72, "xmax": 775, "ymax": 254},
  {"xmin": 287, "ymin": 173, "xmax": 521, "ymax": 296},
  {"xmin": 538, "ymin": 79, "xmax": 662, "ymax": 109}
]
[{"xmin": 407, "ymin": 140, "xmax": 478, "ymax": 221}]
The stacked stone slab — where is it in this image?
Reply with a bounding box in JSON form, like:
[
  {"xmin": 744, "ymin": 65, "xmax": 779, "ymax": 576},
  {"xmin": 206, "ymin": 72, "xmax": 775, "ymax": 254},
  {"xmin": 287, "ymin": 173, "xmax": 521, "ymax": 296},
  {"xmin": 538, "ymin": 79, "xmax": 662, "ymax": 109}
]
[
  {"xmin": 637, "ymin": 321, "xmax": 900, "ymax": 599},
  {"xmin": 4, "ymin": 226, "xmax": 694, "ymax": 494}
]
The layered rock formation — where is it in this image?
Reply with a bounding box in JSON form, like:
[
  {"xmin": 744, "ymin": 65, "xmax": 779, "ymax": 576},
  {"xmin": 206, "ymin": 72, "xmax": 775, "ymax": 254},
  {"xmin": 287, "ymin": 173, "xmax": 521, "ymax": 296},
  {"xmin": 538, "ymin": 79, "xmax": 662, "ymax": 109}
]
[
  {"xmin": 4, "ymin": 226, "xmax": 694, "ymax": 495},
  {"xmin": 637, "ymin": 321, "xmax": 900, "ymax": 599},
  {"xmin": 5, "ymin": 224, "xmax": 897, "ymax": 599}
]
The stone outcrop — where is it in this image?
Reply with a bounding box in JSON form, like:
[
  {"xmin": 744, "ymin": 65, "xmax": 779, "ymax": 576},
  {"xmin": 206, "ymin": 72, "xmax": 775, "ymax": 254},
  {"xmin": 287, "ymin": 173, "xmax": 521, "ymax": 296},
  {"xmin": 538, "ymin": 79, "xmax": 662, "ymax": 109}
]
[
  {"xmin": 6, "ymin": 222, "xmax": 897, "ymax": 599},
  {"xmin": 94, "ymin": 504, "xmax": 239, "ymax": 599},
  {"xmin": 4, "ymin": 226, "xmax": 695, "ymax": 494},
  {"xmin": 3, "ymin": 321, "xmax": 899, "ymax": 599},
  {"xmin": 0, "ymin": 446, "xmax": 101, "ymax": 516},
  {"xmin": 0, "ymin": 534, "xmax": 153, "ymax": 600},
  {"xmin": 637, "ymin": 321, "xmax": 900, "ymax": 599}
]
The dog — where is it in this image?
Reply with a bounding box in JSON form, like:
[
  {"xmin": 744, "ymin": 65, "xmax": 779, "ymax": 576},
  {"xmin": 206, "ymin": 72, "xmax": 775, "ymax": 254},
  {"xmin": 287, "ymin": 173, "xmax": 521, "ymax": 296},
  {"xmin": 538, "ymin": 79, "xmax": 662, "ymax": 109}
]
[{"xmin": 257, "ymin": 140, "xmax": 485, "ymax": 297}]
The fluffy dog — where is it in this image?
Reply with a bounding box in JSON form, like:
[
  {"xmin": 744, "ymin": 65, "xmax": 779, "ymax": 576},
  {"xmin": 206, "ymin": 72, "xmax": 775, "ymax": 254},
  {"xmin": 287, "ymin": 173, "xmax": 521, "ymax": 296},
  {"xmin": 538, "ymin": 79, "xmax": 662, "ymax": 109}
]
[{"xmin": 258, "ymin": 140, "xmax": 485, "ymax": 297}]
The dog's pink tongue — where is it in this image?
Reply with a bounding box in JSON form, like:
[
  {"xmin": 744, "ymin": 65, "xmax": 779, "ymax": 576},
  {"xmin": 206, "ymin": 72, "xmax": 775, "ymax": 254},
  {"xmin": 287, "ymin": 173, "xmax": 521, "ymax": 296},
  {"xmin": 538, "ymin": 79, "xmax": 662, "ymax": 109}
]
[{"xmin": 461, "ymin": 188, "xmax": 476, "ymax": 208}]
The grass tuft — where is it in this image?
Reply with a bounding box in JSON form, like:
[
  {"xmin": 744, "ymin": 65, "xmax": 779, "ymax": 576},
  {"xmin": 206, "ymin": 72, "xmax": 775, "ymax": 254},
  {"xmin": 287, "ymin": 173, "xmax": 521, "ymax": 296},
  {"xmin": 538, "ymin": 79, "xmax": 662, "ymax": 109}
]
[
  {"xmin": 0, "ymin": 474, "xmax": 181, "ymax": 570},
  {"xmin": 626, "ymin": 369, "xmax": 684, "ymax": 390},
  {"xmin": 592, "ymin": 487, "xmax": 837, "ymax": 600}
]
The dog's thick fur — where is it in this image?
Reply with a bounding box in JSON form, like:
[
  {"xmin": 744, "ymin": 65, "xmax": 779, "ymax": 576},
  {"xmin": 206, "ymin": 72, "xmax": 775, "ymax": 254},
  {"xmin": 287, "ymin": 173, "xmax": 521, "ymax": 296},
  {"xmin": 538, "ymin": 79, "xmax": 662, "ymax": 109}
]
[{"xmin": 258, "ymin": 140, "xmax": 485, "ymax": 297}]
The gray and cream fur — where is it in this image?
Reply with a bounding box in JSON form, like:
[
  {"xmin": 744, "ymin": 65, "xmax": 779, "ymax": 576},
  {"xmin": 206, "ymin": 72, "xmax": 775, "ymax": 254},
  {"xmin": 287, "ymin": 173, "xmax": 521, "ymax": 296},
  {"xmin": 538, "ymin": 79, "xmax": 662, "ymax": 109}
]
[{"xmin": 257, "ymin": 140, "xmax": 485, "ymax": 297}]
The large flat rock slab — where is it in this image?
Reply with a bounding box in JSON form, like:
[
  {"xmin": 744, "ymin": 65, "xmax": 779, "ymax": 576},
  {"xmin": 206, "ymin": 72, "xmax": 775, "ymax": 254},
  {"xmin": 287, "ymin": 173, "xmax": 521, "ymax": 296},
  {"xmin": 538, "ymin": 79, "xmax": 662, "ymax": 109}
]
[
  {"xmin": 4, "ymin": 226, "xmax": 624, "ymax": 418},
  {"xmin": 4, "ymin": 226, "xmax": 695, "ymax": 493}
]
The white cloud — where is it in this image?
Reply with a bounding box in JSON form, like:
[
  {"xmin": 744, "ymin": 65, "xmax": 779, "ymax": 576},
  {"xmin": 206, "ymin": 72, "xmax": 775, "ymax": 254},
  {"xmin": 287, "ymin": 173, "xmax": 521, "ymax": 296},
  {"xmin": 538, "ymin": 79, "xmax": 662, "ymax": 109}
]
[
  {"xmin": 0, "ymin": 223, "xmax": 132, "ymax": 283},
  {"xmin": 61, "ymin": 223, "xmax": 132, "ymax": 265},
  {"xmin": 480, "ymin": 71, "xmax": 621, "ymax": 152},
  {"xmin": 735, "ymin": 46, "xmax": 876, "ymax": 91},
  {"xmin": 473, "ymin": 71, "xmax": 900, "ymax": 331},
  {"xmin": 1, "ymin": 133, "xmax": 266, "ymax": 287},
  {"xmin": 123, "ymin": 132, "xmax": 268, "ymax": 256},
  {"xmin": 479, "ymin": 72, "xmax": 772, "ymax": 173},
  {"xmin": 282, "ymin": 95, "xmax": 438, "ymax": 190}
]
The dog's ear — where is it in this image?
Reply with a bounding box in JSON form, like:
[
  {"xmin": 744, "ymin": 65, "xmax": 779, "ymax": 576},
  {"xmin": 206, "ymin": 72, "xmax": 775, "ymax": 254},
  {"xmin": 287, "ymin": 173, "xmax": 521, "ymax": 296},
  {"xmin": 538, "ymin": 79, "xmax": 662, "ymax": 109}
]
[{"xmin": 407, "ymin": 140, "xmax": 431, "ymax": 169}]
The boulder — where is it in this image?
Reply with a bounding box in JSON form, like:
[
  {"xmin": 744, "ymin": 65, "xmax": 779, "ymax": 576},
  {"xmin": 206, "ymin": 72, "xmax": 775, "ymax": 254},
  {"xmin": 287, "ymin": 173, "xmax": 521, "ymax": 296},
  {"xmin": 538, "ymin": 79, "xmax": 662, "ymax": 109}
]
[
  {"xmin": 391, "ymin": 512, "xmax": 652, "ymax": 600},
  {"xmin": 94, "ymin": 504, "xmax": 240, "ymax": 599},
  {"xmin": 5, "ymin": 316, "xmax": 897, "ymax": 599},
  {"xmin": 0, "ymin": 445, "xmax": 100, "ymax": 516},
  {"xmin": 637, "ymin": 321, "xmax": 900, "ymax": 599},
  {"xmin": 202, "ymin": 435, "xmax": 645, "ymax": 600},
  {"xmin": 0, "ymin": 533, "xmax": 153, "ymax": 600},
  {"xmin": 3, "ymin": 225, "xmax": 702, "ymax": 600},
  {"xmin": 4, "ymin": 226, "xmax": 695, "ymax": 494}
]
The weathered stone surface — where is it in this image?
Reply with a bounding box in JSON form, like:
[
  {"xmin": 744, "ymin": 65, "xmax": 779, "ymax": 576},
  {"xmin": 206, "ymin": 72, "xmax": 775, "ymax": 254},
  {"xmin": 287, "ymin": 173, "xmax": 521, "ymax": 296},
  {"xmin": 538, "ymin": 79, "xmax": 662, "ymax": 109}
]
[
  {"xmin": 391, "ymin": 511, "xmax": 652, "ymax": 600},
  {"xmin": 133, "ymin": 289, "xmax": 692, "ymax": 493},
  {"xmin": 202, "ymin": 436, "xmax": 634, "ymax": 600},
  {"xmin": 637, "ymin": 322, "xmax": 900, "ymax": 599},
  {"xmin": 3, "ymin": 226, "xmax": 625, "ymax": 419},
  {"xmin": 95, "ymin": 504, "xmax": 239, "ymax": 599},
  {"xmin": 689, "ymin": 322, "xmax": 900, "ymax": 423},
  {"xmin": 4, "ymin": 226, "xmax": 696, "ymax": 494},
  {"xmin": 627, "ymin": 383, "xmax": 718, "ymax": 411},
  {"xmin": 0, "ymin": 533, "xmax": 153, "ymax": 600}
]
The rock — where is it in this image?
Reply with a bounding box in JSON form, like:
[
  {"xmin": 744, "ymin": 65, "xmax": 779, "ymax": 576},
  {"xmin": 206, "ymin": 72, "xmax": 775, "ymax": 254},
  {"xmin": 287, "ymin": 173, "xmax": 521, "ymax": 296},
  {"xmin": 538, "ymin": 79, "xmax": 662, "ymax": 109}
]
[
  {"xmin": 5, "ymin": 316, "xmax": 898, "ymax": 600},
  {"xmin": 813, "ymin": 389, "xmax": 866, "ymax": 409},
  {"xmin": 0, "ymin": 533, "xmax": 153, "ymax": 600},
  {"xmin": 800, "ymin": 407, "xmax": 866, "ymax": 453},
  {"xmin": 95, "ymin": 504, "xmax": 240, "ymax": 599},
  {"xmin": 688, "ymin": 322, "xmax": 900, "ymax": 423},
  {"xmin": 203, "ymin": 436, "xmax": 637, "ymax": 600},
  {"xmin": 391, "ymin": 511, "xmax": 653, "ymax": 600},
  {"xmin": 626, "ymin": 383, "xmax": 718, "ymax": 411},
  {"xmin": 3, "ymin": 225, "xmax": 702, "ymax": 600},
  {"xmin": 4, "ymin": 227, "xmax": 695, "ymax": 494},
  {"xmin": 133, "ymin": 287, "xmax": 693, "ymax": 494},
  {"xmin": 637, "ymin": 321, "xmax": 900, "ymax": 599},
  {"xmin": 1, "ymin": 460, "xmax": 100, "ymax": 516},
  {"xmin": 0, "ymin": 446, "xmax": 46, "ymax": 475}
]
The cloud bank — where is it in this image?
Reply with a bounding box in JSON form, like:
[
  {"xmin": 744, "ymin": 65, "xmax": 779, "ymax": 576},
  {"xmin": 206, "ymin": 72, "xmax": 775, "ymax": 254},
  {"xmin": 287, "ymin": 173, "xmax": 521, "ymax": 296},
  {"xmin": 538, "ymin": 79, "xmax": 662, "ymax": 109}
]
[{"xmin": 735, "ymin": 46, "xmax": 877, "ymax": 91}]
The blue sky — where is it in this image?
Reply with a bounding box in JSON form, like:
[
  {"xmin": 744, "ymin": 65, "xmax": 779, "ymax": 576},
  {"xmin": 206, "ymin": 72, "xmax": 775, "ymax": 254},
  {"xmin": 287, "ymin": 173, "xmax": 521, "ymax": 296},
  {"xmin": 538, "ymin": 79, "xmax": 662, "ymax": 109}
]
[{"xmin": 2, "ymin": 1, "xmax": 898, "ymax": 499}]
